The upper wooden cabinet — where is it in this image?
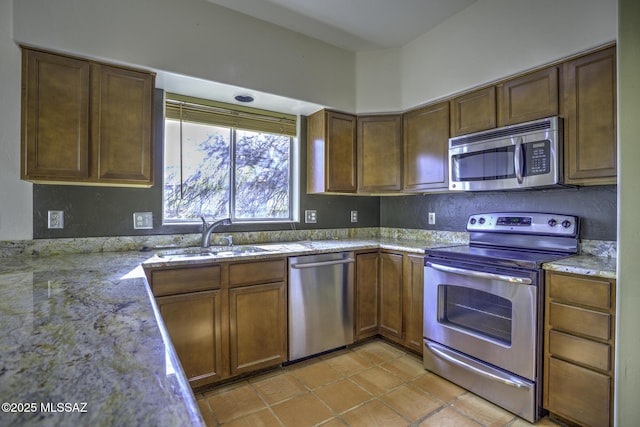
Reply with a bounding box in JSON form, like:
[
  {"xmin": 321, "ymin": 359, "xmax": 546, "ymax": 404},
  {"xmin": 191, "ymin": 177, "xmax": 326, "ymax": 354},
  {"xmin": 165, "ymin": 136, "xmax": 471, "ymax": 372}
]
[
  {"xmin": 450, "ymin": 86, "xmax": 496, "ymax": 137},
  {"xmin": 307, "ymin": 109, "xmax": 357, "ymax": 193},
  {"xmin": 403, "ymin": 101, "xmax": 450, "ymax": 192},
  {"xmin": 497, "ymin": 66, "xmax": 559, "ymax": 127},
  {"xmin": 357, "ymin": 115, "xmax": 402, "ymax": 193},
  {"xmin": 563, "ymin": 46, "xmax": 617, "ymax": 185},
  {"xmin": 21, "ymin": 47, "xmax": 154, "ymax": 187}
]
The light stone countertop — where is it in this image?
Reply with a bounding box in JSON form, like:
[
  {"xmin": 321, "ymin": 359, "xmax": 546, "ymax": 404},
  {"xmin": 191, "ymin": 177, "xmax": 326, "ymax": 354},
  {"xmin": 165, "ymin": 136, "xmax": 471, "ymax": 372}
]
[
  {"xmin": 0, "ymin": 237, "xmax": 615, "ymax": 427},
  {"xmin": 0, "ymin": 251, "xmax": 204, "ymax": 427},
  {"xmin": 543, "ymin": 254, "xmax": 617, "ymax": 279}
]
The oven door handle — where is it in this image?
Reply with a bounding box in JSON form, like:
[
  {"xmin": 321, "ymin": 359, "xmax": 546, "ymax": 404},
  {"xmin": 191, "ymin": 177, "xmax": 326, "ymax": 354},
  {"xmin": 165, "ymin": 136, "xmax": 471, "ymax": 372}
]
[
  {"xmin": 426, "ymin": 341, "xmax": 529, "ymax": 389},
  {"xmin": 427, "ymin": 262, "xmax": 533, "ymax": 285}
]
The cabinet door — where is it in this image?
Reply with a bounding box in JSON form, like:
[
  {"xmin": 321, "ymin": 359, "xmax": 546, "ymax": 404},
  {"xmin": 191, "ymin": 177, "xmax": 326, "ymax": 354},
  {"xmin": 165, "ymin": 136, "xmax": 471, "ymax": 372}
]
[
  {"xmin": 403, "ymin": 254, "xmax": 424, "ymax": 354},
  {"xmin": 92, "ymin": 64, "xmax": 154, "ymax": 186},
  {"xmin": 546, "ymin": 357, "xmax": 610, "ymax": 427},
  {"xmin": 326, "ymin": 111, "xmax": 357, "ymax": 192},
  {"xmin": 307, "ymin": 110, "xmax": 357, "ymax": 193},
  {"xmin": 229, "ymin": 282, "xmax": 287, "ymax": 375},
  {"xmin": 403, "ymin": 102, "xmax": 449, "ymax": 192},
  {"xmin": 157, "ymin": 290, "xmax": 223, "ymax": 388},
  {"xmin": 379, "ymin": 252, "xmax": 403, "ymax": 340},
  {"xmin": 450, "ymin": 86, "xmax": 496, "ymax": 136},
  {"xmin": 563, "ymin": 46, "xmax": 617, "ymax": 184},
  {"xmin": 21, "ymin": 48, "xmax": 91, "ymax": 181},
  {"xmin": 357, "ymin": 115, "xmax": 402, "ymax": 192},
  {"xmin": 498, "ymin": 66, "xmax": 559, "ymax": 126},
  {"xmin": 355, "ymin": 252, "xmax": 379, "ymax": 340}
]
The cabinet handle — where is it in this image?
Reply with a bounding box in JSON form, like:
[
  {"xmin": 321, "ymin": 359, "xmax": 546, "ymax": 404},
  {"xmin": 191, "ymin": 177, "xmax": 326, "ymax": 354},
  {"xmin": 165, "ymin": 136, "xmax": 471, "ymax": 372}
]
[{"xmin": 290, "ymin": 258, "xmax": 355, "ymax": 269}]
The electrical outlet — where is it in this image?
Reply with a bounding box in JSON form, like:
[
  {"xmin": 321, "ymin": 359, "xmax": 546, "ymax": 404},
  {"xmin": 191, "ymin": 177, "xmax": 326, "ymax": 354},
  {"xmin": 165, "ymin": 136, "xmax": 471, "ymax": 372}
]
[
  {"xmin": 48, "ymin": 210, "xmax": 64, "ymax": 229},
  {"xmin": 133, "ymin": 212, "xmax": 153, "ymax": 229},
  {"xmin": 304, "ymin": 210, "xmax": 317, "ymax": 223},
  {"xmin": 351, "ymin": 210, "xmax": 358, "ymax": 223},
  {"xmin": 428, "ymin": 212, "xmax": 436, "ymax": 225}
]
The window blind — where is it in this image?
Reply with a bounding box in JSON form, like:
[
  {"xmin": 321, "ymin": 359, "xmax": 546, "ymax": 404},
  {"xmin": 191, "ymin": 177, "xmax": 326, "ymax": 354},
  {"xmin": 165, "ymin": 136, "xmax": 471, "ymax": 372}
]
[{"xmin": 165, "ymin": 93, "xmax": 297, "ymax": 136}]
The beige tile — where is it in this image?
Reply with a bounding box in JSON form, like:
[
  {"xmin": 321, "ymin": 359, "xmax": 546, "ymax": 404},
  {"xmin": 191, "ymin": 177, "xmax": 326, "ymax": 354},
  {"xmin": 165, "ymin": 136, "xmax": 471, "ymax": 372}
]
[
  {"xmin": 318, "ymin": 418, "xmax": 348, "ymax": 427},
  {"xmin": 202, "ymin": 380, "xmax": 250, "ymax": 398},
  {"xmin": 324, "ymin": 351, "xmax": 374, "ymax": 376},
  {"xmin": 221, "ymin": 408, "xmax": 281, "ymax": 427},
  {"xmin": 419, "ymin": 407, "xmax": 481, "ymax": 427},
  {"xmin": 381, "ymin": 354, "xmax": 427, "ymax": 381},
  {"xmin": 289, "ymin": 360, "xmax": 344, "ymax": 389},
  {"xmin": 206, "ymin": 384, "xmax": 266, "ymax": 423},
  {"xmin": 342, "ymin": 400, "xmax": 409, "ymax": 427},
  {"xmin": 353, "ymin": 340, "xmax": 405, "ymax": 364},
  {"xmin": 252, "ymin": 373, "xmax": 307, "ymax": 405},
  {"xmin": 197, "ymin": 398, "xmax": 219, "ymax": 427},
  {"xmin": 451, "ymin": 393, "xmax": 516, "ymax": 427},
  {"xmin": 380, "ymin": 384, "xmax": 442, "ymax": 422},
  {"xmin": 351, "ymin": 366, "xmax": 404, "ymax": 396},
  {"xmin": 411, "ymin": 372, "xmax": 466, "ymax": 403},
  {"xmin": 271, "ymin": 393, "xmax": 334, "ymax": 427},
  {"xmin": 510, "ymin": 415, "xmax": 564, "ymax": 427},
  {"xmin": 314, "ymin": 379, "xmax": 372, "ymax": 413}
]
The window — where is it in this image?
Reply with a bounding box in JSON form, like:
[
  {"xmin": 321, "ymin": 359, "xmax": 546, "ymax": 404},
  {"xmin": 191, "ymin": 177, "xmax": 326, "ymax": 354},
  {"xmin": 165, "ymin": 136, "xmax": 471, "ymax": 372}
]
[{"xmin": 163, "ymin": 94, "xmax": 297, "ymax": 224}]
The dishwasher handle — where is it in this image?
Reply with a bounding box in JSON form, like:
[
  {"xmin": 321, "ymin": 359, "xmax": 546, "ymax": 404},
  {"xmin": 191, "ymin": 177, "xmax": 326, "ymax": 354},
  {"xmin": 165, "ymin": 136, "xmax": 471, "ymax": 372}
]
[{"xmin": 290, "ymin": 258, "xmax": 355, "ymax": 269}]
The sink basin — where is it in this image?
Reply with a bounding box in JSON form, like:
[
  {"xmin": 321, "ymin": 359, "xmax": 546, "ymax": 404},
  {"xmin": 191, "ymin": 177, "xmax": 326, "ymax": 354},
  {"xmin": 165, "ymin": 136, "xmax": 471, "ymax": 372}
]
[{"xmin": 157, "ymin": 245, "xmax": 269, "ymax": 260}]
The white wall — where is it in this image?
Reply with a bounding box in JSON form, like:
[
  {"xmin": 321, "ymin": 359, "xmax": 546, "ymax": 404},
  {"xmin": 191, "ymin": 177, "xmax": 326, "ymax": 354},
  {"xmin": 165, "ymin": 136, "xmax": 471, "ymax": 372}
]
[
  {"xmin": 12, "ymin": 0, "xmax": 356, "ymax": 112},
  {"xmin": 616, "ymin": 0, "xmax": 640, "ymax": 423},
  {"xmin": 355, "ymin": 48, "xmax": 402, "ymax": 113},
  {"xmin": 356, "ymin": 0, "xmax": 617, "ymax": 112},
  {"xmin": 0, "ymin": 0, "xmax": 32, "ymax": 240}
]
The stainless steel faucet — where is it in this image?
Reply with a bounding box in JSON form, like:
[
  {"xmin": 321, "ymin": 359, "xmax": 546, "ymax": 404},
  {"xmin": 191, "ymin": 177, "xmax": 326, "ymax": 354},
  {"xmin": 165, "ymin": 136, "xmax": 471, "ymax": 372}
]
[{"xmin": 200, "ymin": 217, "xmax": 231, "ymax": 248}]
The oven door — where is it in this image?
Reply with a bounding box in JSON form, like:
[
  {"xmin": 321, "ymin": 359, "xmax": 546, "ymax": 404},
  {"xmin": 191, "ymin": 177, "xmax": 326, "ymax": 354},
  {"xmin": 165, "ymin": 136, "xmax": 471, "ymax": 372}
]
[{"xmin": 423, "ymin": 260, "xmax": 539, "ymax": 380}]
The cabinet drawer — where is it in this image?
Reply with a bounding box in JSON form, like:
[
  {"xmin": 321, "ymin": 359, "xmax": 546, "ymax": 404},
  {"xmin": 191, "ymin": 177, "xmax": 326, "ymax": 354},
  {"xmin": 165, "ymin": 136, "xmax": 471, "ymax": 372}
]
[
  {"xmin": 548, "ymin": 302, "xmax": 610, "ymax": 340},
  {"xmin": 547, "ymin": 357, "xmax": 610, "ymax": 427},
  {"xmin": 150, "ymin": 265, "xmax": 221, "ymax": 296},
  {"xmin": 549, "ymin": 330, "xmax": 610, "ymax": 371},
  {"xmin": 229, "ymin": 259, "xmax": 285, "ymax": 287},
  {"xmin": 548, "ymin": 273, "xmax": 611, "ymax": 309}
]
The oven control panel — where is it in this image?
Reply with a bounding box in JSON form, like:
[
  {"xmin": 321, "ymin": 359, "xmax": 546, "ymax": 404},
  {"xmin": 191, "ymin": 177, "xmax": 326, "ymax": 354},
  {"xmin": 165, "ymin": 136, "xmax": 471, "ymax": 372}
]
[{"xmin": 467, "ymin": 212, "xmax": 578, "ymax": 236}]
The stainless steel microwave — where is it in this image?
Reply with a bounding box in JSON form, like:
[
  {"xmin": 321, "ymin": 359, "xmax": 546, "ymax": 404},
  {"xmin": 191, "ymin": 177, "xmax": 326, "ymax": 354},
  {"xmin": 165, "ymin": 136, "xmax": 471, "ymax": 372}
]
[{"xmin": 449, "ymin": 116, "xmax": 563, "ymax": 191}]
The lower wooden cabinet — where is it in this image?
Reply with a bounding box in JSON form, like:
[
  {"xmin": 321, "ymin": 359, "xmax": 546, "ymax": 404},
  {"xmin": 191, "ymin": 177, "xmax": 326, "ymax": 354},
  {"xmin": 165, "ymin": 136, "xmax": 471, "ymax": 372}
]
[
  {"xmin": 544, "ymin": 271, "xmax": 616, "ymax": 426},
  {"xmin": 355, "ymin": 250, "xmax": 424, "ymax": 355},
  {"xmin": 229, "ymin": 282, "xmax": 287, "ymax": 375},
  {"xmin": 355, "ymin": 252, "xmax": 380, "ymax": 340},
  {"xmin": 145, "ymin": 258, "xmax": 287, "ymax": 389},
  {"xmin": 157, "ymin": 290, "xmax": 223, "ymax": 388},
  {"xmin": 379, "ymin": 252, "xmax": 403, "ymax": 340}
]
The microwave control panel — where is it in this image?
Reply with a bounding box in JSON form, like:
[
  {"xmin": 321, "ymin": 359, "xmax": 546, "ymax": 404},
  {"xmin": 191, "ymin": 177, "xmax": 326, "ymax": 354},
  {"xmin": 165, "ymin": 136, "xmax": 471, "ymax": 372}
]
[{"xmin": 526, "ymin": 140, "xmax": 551, "ymax": 175}]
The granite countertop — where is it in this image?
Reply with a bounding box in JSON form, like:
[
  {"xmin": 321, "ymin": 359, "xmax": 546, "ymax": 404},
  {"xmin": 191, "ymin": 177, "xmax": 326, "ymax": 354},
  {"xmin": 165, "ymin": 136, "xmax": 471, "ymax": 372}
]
[
  {"xmin": 0, "ymin": 251, "xmax": 204, "ymax": 427},
  {"xmin": 543, "ymin": 254, "xmax": 617, "ymax": 279},
  {"xmin": 0, "ymin": 237, "xmax": 615, "ymax": 427}
]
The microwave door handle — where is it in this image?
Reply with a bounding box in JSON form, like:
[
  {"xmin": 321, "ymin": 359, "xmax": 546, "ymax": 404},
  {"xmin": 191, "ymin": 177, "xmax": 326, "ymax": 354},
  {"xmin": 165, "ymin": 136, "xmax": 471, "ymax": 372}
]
[{"xmin": 514, "ymin": 137, "xmax": 524, "ymax": 184}]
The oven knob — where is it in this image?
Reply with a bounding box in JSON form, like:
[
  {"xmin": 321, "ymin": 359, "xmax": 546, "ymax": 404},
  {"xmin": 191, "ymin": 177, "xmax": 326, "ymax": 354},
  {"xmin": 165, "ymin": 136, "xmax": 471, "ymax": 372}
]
[
  {"xmin": 470, "ymin": 218, "xmax": 477, "ymax": 225},
  {"xmin": 562, "ymin": 220, "xmax": 572, "ymax": 229},
  {"xmin": 478, "ymin": 217, "xmax": 485, "ymax": 225},
  {"xmin": 548, "ymin": 219, "xmax": 557, "ymax": 227}
]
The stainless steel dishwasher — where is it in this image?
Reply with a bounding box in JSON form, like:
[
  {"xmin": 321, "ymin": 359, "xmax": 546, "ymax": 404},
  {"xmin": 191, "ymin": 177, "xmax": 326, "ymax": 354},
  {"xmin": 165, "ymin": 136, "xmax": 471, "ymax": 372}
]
[{"xmin": 288, "ymin": 251, "xmax": 355, "ymax": 361}]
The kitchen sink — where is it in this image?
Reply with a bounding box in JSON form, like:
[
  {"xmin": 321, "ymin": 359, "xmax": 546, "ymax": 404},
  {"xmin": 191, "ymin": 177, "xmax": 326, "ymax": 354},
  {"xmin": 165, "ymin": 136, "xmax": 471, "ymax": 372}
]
[{"xmin": 156, "ymin": 245, "xmax": 269, "ymax": 260}]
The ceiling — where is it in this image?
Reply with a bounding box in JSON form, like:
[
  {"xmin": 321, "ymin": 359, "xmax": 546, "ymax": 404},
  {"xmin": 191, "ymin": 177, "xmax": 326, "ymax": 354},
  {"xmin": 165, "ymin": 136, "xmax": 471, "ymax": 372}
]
[{"xmin": 205, "ymin": 0, "xmax": 478, "ymax": 51}]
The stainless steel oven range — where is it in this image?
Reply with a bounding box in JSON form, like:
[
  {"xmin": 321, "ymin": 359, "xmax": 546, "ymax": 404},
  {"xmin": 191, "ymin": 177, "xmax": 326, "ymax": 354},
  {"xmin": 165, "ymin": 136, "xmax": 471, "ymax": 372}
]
[{"xmin": 423, "ymin": 212, "xmax": 579, "ymax": 423}]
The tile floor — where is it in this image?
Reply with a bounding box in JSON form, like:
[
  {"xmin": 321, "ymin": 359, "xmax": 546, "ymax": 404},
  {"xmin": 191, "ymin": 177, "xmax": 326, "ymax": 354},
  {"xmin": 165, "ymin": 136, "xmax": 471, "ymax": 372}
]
[{"xmin": 195, "ymin": 339, "xmax": 562, "ymax": 427}]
